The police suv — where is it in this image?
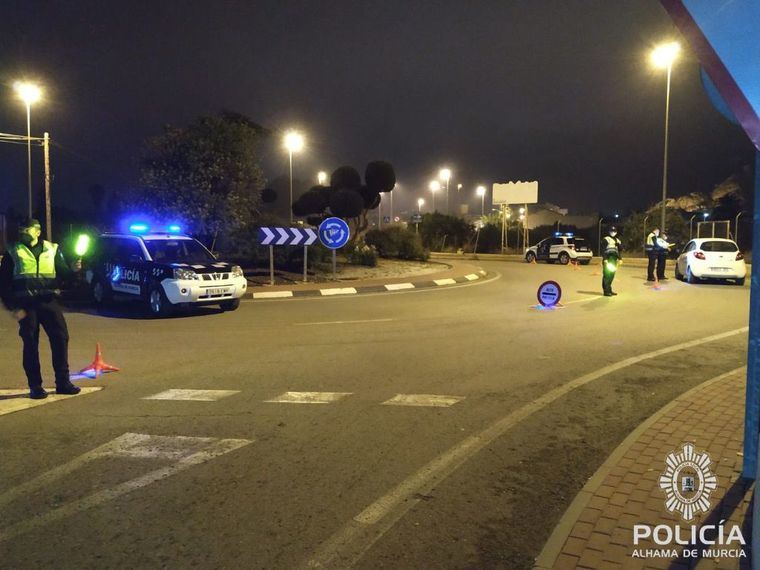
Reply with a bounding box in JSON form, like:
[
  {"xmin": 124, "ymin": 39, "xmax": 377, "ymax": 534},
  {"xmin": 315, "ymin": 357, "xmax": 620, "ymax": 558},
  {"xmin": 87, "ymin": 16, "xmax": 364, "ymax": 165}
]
[
  {"xmin": 525, "ymin": 233, "xmax": 593, "ymax": 265},
  {"xmin": 85, "ymin": 230, "xmax": 247, "ymax": 316}
]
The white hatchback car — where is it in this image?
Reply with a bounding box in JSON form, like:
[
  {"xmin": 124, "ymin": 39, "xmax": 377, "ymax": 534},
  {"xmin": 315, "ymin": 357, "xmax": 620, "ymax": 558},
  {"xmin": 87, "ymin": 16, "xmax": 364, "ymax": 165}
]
[{"xmin": 675, "ymin": 238, "xmax": 746, "ymax": 285}]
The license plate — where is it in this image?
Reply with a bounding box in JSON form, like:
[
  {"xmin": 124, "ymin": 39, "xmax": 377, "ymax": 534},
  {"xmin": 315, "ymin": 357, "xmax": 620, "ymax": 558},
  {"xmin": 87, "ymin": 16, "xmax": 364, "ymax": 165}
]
[
  {"xmin": 206, "ymin": 287, "xmax": 230, "ymax": 296},
  {"xmin": 709, "ymin": 267, "xmax": 728, "ymax": 272}
]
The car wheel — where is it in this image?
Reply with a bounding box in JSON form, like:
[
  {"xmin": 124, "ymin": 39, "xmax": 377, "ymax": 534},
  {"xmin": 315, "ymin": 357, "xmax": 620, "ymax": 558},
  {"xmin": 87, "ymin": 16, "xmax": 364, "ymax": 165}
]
[
  {"xmin": 558, "ymin": 252, "xmax": 570, "ymax": 265},
  {"xmin": 525, "ymin": 252, "xmax": 536, "ymax": 263},
  {"xmin": 686, "ymin": 266, "xmax": 698, "ymax": 284},
  {"xmin": 91, "ymin": 278, "xmax": 111, "ymax": 309},
  {"xmin": 148, "ymin": 284, "xmax": 173, "ymax": 317},
  {"xmin": 736, "ymin": 277, "xmax": 746, "ymax": 286},
  {"xmin": 220, "ymin": 299, "xmax": 241, "ymax": 311}
]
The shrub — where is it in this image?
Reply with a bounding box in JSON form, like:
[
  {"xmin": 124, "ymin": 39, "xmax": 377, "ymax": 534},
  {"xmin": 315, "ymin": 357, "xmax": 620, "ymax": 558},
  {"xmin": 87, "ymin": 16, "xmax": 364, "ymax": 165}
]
[
  {"xmin": 346, "ymin": 241, "xmax": 377, "ymax": 266},
  {"xmin": 365, "ymin": 226, "xmax": 429, "ymax": 261}
]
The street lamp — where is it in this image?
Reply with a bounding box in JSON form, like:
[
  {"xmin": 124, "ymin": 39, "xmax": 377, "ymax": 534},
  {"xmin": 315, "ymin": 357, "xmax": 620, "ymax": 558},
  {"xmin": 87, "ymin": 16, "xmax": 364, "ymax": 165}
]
[
  {"xmin": 317, "ymin": 171, "xmax": 327, "ymax": 185},
  {"xmin": 736, "ymin": 211, "xmax": 745, "ymax": 247},
  {"xmin": 429, "ymin": 180, "xmax": 441, "ymax": 212},
  {"xmin": 14, "ymin": 81, "xmax": 42, "ymax": 217},
  {"xmin": 283, "ymin": 130, "xmax": 305, "ymax": 224},
  {"xmin": 651, "ymin": 41, "xmax": 680, "ymax": 232},
  {"xmin": 439, "ymin": 168, "xmax": 451, "ymax": 214},
  {"xmin": 476, "ymin": 185, "xmax": 486, "ymax": 216},
  {"xmin": 417, "ymin": 198, "xmax": 425, "ymax": 212}
]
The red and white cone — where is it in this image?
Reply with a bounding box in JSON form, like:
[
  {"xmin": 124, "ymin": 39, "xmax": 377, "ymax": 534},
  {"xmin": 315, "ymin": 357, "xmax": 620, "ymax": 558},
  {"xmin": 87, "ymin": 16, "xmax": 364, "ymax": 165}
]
[{"xmin": 78, "ymin": 343, "xmax": 120, "ymax": 378}]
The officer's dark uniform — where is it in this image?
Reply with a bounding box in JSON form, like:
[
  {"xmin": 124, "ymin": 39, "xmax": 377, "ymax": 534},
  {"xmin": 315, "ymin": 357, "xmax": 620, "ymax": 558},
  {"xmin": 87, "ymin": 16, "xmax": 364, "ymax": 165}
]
[
  {"xmin": 602, "ymin": 229, "xmax": 622, "ymax": 297},
  {"xmin": 0, "ymin": 221, "xmax": 81, "ymax": 399},
  {"xmin": 656, "ymin": 235, "xmax": 669, "ymax": 281},
  {"xmin": 645, "ymin": 231, "xmax": 659, "ymax": 281}
]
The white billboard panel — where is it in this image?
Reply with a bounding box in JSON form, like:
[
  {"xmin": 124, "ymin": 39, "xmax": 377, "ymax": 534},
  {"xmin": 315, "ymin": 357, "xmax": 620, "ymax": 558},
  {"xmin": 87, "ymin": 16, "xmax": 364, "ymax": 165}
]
[{"xmin": 491, "ymin": 181, "xmax": 538, "ymax": 205}]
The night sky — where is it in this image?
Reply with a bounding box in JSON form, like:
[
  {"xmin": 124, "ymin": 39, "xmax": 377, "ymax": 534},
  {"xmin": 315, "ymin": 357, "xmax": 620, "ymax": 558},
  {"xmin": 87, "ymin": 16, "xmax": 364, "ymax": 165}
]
[{"xmin": 0, "ymin": 0, "xmax": 754, "ymax": 219}]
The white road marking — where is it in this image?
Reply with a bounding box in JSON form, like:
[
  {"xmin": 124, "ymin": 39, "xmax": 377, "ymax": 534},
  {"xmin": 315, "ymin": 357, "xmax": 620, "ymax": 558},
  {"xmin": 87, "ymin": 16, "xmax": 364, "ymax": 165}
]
[
  {"xmin": 433, "ymin": 278, "xmax": 457, "ymax": 286},
  {"xmin": 320, "ymin": 288, "xmax": 358, "ymax": 296},
  {"xmin": 294, "ymin": 318, "xmax": 394, "ymax": 326},
  {"xmin": 0, "ymin": 387, "xmax": 102, "ymax": 417},
  {"xmin": 143, "ymin": 389, "xmax": 239, "ymax": 402},
  {"xmin": 464, "ymin": 274, "xmax": 480, "ymax": 281},
  {"xmin": 304, "ymin": 326, "xmax": 749, "ymax": 568},
  {"xmin": 264, "ymin": 391, "xmax": 352, "ymax": 404},
  {"xmin": 384, "ymin": 283, "xmax": 415, "ymax": 291},
  {"xmin": 382, "ymin": 394, "xmax": 464, "ymax": 408},
  {"xmin": 253, "ymin": 291, "xmax": 294, "ymax": 299},
  {"xmin": 0, "ymin": 433, "xmax": 252, "ymax": 542}
]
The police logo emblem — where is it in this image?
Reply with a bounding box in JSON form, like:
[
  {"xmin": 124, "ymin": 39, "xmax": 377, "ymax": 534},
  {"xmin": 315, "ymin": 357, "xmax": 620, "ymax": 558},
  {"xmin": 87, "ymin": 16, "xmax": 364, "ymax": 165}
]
[{"xmin": 659, "ymin": 442, "xmax": 717, "ymax": 521}]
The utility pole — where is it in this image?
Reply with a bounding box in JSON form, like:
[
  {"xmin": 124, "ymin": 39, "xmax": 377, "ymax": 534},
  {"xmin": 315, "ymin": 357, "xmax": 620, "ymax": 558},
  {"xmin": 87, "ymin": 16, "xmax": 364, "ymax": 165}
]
[{"xmin": 43, "ymin": 132, "xmax": 52, "ymax": 241}]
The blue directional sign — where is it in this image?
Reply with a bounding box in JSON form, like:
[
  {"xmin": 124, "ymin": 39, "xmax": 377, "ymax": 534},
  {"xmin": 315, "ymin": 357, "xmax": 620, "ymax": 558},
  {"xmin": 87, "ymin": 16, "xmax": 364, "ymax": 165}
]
[
  {"xmin": 318, "ymin": 217, "xmax": 350, "ymax": 249},
  {"xmin": 258, "ymin": 227, "xmax": 318, "ymax": 246}
]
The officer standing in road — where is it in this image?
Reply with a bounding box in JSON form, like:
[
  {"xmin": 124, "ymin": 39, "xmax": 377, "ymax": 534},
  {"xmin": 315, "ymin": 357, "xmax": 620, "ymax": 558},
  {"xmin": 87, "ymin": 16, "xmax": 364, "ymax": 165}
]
[
  {"xmin": 602, "ymin": 226, "xmax": 622, "ymax": 297},
  {"xmin": 645, "ymin": 227, "xmax": 661, "ymax": 282},
  {"xmin": 0, "ymin": 218, "xmax": 82, "ymax": 399},
  {"xmin": 656, "ymin": 232, "xmax": 673, "ymax": 281}
]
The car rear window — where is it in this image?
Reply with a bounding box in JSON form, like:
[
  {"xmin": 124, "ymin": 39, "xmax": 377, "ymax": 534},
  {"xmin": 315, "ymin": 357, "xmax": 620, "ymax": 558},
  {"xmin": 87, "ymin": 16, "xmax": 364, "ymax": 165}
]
[{"xmin": 699, "ymin": 241, "xmax": 738, "ymax": 252}]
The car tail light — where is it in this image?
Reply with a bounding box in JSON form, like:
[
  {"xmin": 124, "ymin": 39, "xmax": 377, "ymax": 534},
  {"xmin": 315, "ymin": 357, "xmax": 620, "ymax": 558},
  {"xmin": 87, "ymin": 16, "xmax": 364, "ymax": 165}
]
[
  {"xmin": 737, "ymin": 252, "xmax": 744, "ymax": 261},
  {"xmin": 694, "ymin": 251, "xmax": 706, "ymax": 260}
]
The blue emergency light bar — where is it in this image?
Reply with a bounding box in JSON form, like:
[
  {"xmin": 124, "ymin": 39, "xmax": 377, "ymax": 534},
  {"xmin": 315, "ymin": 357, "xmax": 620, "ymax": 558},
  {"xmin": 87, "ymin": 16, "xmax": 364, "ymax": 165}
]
[
  {"xmin": 554, "ymin": 232, "xmax": 575, "ymax": 237},
  {"xmin": 167, "ymin": 224, "xmax": 182, "ymax": 233},
  {"xmin": 129, "ymin": 223, "xmax": 149, "ymax": 234}
]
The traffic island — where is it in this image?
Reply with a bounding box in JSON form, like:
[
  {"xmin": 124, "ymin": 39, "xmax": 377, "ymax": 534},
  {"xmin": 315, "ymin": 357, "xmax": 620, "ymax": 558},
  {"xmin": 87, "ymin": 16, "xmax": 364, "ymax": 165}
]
[{"xmin": 535, "ymin": 367, "xmax": 752, "ymax": 569}]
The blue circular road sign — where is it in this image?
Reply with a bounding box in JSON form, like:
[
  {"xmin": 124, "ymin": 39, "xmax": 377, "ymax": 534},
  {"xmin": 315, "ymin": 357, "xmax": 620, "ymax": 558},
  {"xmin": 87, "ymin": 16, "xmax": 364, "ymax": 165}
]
[
  {"xmin": 537, "ymin": 280, "xmax": 562, "ymax": 307},
  {"xmin": 318, "ymin": 217, "xmax": 351, "ymax": 249}
]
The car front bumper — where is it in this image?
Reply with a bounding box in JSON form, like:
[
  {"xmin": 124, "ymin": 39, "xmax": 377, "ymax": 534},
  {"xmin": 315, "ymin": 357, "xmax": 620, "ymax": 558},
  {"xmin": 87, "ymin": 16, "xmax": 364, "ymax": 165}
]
[{"xmin": 161, "ymin": 276, "xmax": 248, "ymax": 304}]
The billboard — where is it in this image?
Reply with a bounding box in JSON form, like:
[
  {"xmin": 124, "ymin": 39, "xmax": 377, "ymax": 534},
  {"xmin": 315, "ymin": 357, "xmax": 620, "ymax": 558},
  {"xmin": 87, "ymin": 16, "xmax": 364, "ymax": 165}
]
[{"xmin": 491, "ymin": 181, "xmax": 538, "ymax": 205}]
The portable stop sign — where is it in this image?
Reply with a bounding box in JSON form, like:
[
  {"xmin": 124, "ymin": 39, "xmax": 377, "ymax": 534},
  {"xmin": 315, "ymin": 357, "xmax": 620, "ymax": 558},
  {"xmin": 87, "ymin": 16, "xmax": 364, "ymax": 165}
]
[{"xmin": 537, "ymin": 280, "xmax": 562, "ymax": 308}]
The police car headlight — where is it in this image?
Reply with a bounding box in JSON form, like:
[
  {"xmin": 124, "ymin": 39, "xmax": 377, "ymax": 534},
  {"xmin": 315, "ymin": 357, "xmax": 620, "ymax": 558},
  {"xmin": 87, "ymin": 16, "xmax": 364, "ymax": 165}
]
[
  {"xmin": 231, "ymin": 265, "xmax": 244, "ymax": 278},
  {"xmin": 173, "ymin": 268, "xmax": 199, "ymax": 280}
]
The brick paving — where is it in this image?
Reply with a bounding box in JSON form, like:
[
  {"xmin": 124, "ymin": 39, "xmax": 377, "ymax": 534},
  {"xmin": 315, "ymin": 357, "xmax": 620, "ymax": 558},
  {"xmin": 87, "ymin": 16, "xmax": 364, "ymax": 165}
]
[{"xmin": 537, "ymin": 368, "xmax": 753, "ymax": 569}]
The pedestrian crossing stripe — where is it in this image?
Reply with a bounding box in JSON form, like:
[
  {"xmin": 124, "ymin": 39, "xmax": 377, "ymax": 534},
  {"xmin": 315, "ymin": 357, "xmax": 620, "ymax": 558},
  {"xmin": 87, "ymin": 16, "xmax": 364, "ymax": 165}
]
[
  {"xmin": 381, "ymin": 394, "xmax": 465, "ymax": 407},
  {"xmin": 264, "ymin": 391, "xmax": 353, "ymax": 404},
  {"xmin": 0, "ymin": 387, "xmax": 103, "ymax": 417},
  {"xmin": 143, "ymin": 389, "xmax": 240, "ymax": 401}
]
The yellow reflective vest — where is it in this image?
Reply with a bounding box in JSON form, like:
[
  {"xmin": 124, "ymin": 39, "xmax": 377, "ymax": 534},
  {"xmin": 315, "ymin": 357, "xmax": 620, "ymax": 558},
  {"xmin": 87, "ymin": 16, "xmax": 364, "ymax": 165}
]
[{"xmin": 6, "ymin": 240, "xmax": 60, "ymax": 299}]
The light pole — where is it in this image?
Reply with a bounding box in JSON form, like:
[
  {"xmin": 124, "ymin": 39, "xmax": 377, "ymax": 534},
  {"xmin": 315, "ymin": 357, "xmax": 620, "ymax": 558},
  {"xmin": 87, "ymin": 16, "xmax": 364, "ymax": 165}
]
[
  {"xmin": 416, "ymin": 198, "xmax": 425, "ymax": 234},
  {"xmin": 651, "ymin": 41, "xmax": 680, "ymax": 232},
  {"xmin": 439, "ymin": 168, "xmax": 451, "ymax": 214},
  {"xmin": 598, "ymin": 217, "xmax": 606, "ymax": 257},
  {"xmin": 14, "ymin": 81, "xmax": 42, "ymax": 218},
  {"xmin": 643, "ymin": 215, "xmax": 649, "ymax": 255},
  {"xmin": 736, "ymin": 211, "xmax": 745, "ymax": 247},
  {"xmin": 283, "ymin": 130, "xmax": 305, "ymax": 224},
  {"xmin": 476, "ymin": 185, "xmax": 486, "ymax": 216},
  {"xmin": 429, "ymin": 180, "xmax": 440, "ymax": 212},
  {"xmin": 317, "ymin": 171, "xmax": 327, "ymax": 185}
]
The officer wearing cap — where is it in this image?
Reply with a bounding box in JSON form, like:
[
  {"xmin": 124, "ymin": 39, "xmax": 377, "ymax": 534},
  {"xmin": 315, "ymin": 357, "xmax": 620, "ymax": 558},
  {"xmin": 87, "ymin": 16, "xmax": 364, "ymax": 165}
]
[
  {"xmin": 0, "ymin": 218, "xmax": 82, "ymax": 399},
  {"xmin": 601, "ymin": 226, "xmax": 622, "ymax": 297}
]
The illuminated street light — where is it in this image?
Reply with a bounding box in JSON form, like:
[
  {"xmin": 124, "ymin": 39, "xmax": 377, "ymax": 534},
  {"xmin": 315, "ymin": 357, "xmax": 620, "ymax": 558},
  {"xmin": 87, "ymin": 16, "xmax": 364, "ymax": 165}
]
[
  {"xmin": 651, "ymin": 41, "xmax": 680, "ymax": 232},
  {"xmin": 417, "ymin": 198, "xmax": 425, "ymax": 212},
  {"xmin": 519, "ymin": 207, "xmax": 525, "ymax": 214},
  {"xmin": 476, "ymin": 185, "xmax": 486, "ymax": 216},
  {"xmin": 317, "ymin": 171, "xmax": 327, "ymax": 185},
  {"xmin": 429, "ymin": 180, "xmax": 440, "ymax": 212},
  {"xmin": 14, "ymin": 81, "xmax": 42, "ymax": 217},
  {"xmin": 283, "ymin": 130, "xmax": 305, "ymax": 223},
  {"xmin": 439, "ymin": 168, "xmax": 452, "ymax": 214}
]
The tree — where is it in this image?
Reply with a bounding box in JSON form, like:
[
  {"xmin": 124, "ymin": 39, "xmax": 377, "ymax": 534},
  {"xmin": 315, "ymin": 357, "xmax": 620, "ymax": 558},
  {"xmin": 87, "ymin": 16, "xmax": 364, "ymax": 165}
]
[
  {"xmin": 292, "ymin": 161, "xmax": 395, "ymax": 243},
  {"xmin": 620, "ymin": 209, "xmax": 689, "ymax": 256},
  {"xmin": 132, "ymin": 112, "xmax": 267, "ymax": 244}
]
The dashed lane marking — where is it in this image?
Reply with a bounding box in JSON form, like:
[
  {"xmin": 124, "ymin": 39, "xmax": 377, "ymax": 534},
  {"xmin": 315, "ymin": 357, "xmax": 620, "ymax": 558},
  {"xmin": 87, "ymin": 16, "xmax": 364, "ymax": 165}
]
[
  {"xmin": 381, "ymin": 394, "xmax": 465, "ymax": 408},
  {"xmin": 143, "ymin": 389, "xmax": 240, "ymax": 401},
  {"xmin": 253, "ymin": 291, "xmax": 294, "ymax": 299},
  {"xmin": 433, "ymin": 278, "xmax": 457, "ymax": 286},
  {"xmin": 294, "ymin": 318, "xmax": 394, "ymax": 326},
  {"xmin": 264, "ymin": 391, "xmax": 352, "ymax": 404},
  {"xmin": 0, "ymin": 387, "xmax": 102, "ymax": 417},
  {"xmin": 320, "ymin": 288, "xmax": 358, "ymax": 296},
  {"xmin": 464, "ymin": 274, "xmax": 480, "ymax": 281},
  {"xmin": 384, "ymin": 283, "xmax": 415, "ymax": 291},
  {"xmin": 0, "ymin": 433, "xmax": 252, "ymax": 542}
]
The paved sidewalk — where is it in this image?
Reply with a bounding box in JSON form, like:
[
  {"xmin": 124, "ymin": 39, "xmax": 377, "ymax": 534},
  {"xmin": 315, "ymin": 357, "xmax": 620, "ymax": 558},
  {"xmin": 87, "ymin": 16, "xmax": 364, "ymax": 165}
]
[
  {"xmin": 536, "ymin": 367, "xmax": 753, "ymax": 569},
  {"xmin": 246, "ymin": 259, "xmax": 490, "ymax": 299}
]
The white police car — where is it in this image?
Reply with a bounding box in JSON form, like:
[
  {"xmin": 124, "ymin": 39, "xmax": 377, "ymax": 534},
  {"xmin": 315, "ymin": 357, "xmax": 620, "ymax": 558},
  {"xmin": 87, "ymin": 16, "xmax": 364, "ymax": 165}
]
[
  {"xmin": 525, "ymin": 233, "xmax": 593, "ymax": 265},
  {"xmin": 85, "ymin": 228, "xmax": 247, "ymax": 316}
]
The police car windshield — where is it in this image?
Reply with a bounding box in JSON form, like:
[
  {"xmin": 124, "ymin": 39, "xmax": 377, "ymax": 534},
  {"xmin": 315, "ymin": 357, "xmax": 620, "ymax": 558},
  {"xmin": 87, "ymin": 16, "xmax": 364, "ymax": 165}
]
[{"xmin": 144, "ymin": 239, "xmax": 215, "ymax": 263}]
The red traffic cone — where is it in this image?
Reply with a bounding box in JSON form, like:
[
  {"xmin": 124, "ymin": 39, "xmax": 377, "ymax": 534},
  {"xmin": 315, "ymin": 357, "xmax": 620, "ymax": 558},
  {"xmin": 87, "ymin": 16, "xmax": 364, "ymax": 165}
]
[{"xmin": 79, "ymin": 343, "xmax": 120, "ymax": 378}]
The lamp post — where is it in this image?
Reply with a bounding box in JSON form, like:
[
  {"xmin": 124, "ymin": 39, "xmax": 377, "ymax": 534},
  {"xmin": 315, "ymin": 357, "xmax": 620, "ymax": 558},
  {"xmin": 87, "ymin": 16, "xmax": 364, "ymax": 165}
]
[
  {"xmin": 283, "ymin": 130, "xmax": 305, "ymax": 224},
  {"xmin": 736, "ymin": 211, "xmax": 745, "ymax": 247},
  {"xmin": 598, "ymin": 216, "xmax": 606, "ymax": 257},
  {"xmin": 317, "ymin": 171, "xmax": 327, "ymax": 185},
  {"xmin": 439, "ymin": 168, "xmax": 451, "ymax": 214},
  {"xmin": 429, "ymin": 180, "xmax": 440, "ymax": 212},
  {"xmin": 643, "ymin": 215, "xmax": 649, "ymax": 255},
  {"xmin": 476, "ymin": 186, "xmax": 486, "ymax": 216},
  {"xmin": 13, "ymin": 81, "xmax": 42, "ymax": 218},
  {"xmin": 416, "ymin": 198, "xmax": 424, "ymax": 234},
  {"xmin": 651, "ymin": 41, "xmax": 680, "ymax": 232}
]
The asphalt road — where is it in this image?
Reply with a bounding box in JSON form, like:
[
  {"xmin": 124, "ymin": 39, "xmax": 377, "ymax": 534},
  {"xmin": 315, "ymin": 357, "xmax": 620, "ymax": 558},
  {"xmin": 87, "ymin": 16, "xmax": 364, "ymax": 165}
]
[{"xmin": 0, "ymin": 260, "xmax": 750, "ymax": 569}]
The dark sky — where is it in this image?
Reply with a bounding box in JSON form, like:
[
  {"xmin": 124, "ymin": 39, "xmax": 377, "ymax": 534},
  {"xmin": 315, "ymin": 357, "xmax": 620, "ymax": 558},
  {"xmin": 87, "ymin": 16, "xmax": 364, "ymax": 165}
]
[{"xmin": 0, "ymin": 0, "xmax": 754, "ymax": 218}]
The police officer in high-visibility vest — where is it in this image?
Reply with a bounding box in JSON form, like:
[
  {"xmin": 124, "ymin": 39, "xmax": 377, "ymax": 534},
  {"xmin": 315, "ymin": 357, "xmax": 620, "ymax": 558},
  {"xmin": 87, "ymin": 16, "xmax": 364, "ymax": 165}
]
[
  {"xmin": 0, "ymin": 218, "xmax": 82, "ymax": 399},
  {"xmin": 645, "ymin": 228, "xmax": 661, "ymax": 282},
  {"xmin": 601, "ymin": 226, "xmax": 622, "ymax": 297}
]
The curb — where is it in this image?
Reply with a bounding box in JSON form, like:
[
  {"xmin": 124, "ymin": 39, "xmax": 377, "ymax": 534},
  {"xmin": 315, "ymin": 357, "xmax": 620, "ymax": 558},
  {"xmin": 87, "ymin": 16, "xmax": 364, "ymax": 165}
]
[
  {"xmin": 533, "ymin": 365, "xmax": 747, "ymax": 569},
  {"xmin": 245, "ymin": 270, "xmax": 489, "ymax": 300}
]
